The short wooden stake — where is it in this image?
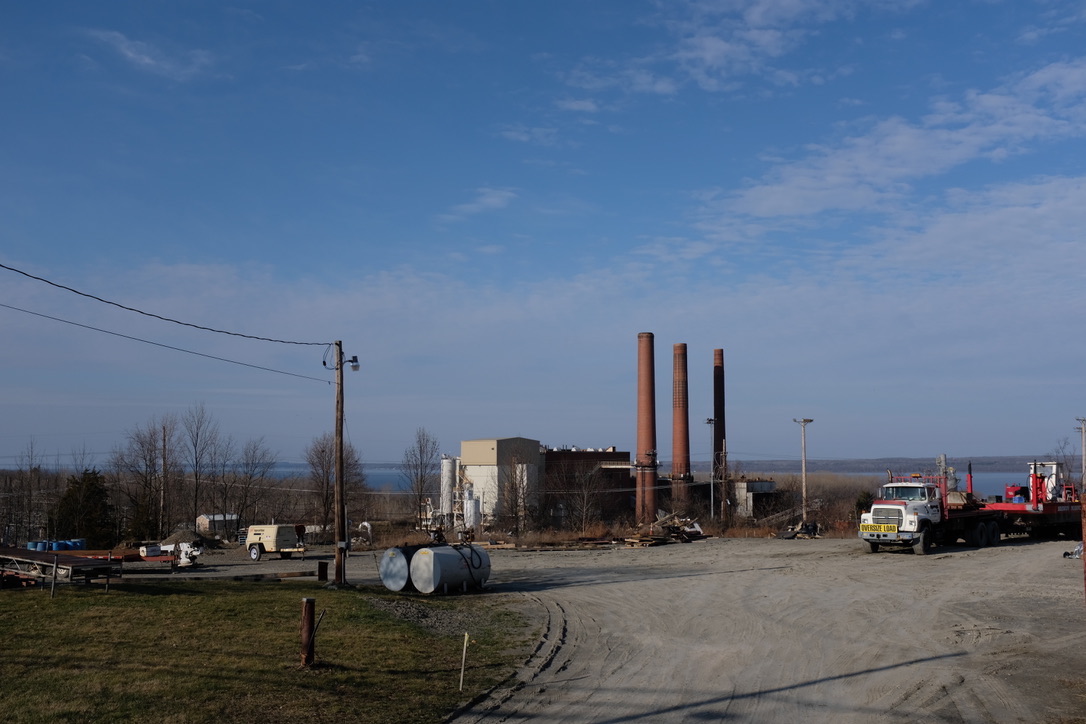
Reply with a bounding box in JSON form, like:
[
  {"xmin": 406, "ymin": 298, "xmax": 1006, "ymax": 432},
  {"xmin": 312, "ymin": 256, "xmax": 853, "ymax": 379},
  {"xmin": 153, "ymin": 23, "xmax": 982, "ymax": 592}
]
[
  {"xmin": 317, "ymin": 561, "xmax": 328, "ymax": 582},
  {"xmin": 459, "ymin": 632, "xmax": 470, "ymax": 691},
  {"xmin": 301, "ymin": 597, "xmax": 316, "ymax": 667}
]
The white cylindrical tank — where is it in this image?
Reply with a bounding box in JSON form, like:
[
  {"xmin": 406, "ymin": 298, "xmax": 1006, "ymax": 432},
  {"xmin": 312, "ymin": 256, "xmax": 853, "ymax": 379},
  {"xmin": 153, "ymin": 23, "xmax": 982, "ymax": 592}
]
[
  {"xmin": 409, "ymin": 544, "xmax": 491, "ymax": 595},
  {"xmin": 464, "ymin": 493, "xmax": 481, "ymax": 531},
  {"xmin": 440, "ymin": 455, "xmax": 456, "ymax": 519},
  {"xmin": 378, "ymin": 545, "xmax": 423, "ymax": 592}
]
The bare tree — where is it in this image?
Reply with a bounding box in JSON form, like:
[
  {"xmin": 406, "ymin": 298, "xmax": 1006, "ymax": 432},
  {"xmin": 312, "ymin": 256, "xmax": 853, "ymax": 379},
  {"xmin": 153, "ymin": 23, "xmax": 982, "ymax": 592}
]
[
  {"xmin": 182, "ymin": 403, "xmax": 219, "ymax": 530},
  {"xmin": 499, "ymin": 457, "xmax": 530, "ymax": 537},
  {"xmin": 233, "ymin": 436, "xmax": 276, "ymax": 532},
  {"xmin": 110, "ymin": 415, "xmax": 181, "ymax": 539},
  {"xmin": 8, "ymin": 440, "xmax": 54, "ymax": 543},
  {"xmin": 401, "ymin": 427, "xmax": 440, "ymax": 528},
  {"xmin": 548, "ymin": 461, "xmax": 604, "ymax": 535},
  {"xmin": 304, "ymin": 432, "xmax": 363, "ymax": 539}
]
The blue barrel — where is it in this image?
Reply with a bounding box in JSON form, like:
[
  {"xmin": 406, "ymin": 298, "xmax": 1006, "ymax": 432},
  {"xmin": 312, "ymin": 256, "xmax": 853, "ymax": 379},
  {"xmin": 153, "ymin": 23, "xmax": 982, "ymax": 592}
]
[
  {"xmin": 35, "ymin": 541, "xmax": 46, "ymax": 551},
  {"xmin": 50, "ymin": 541, "xmax": 63, "ymax": 551},
  {"xmin": 27, "ymin": 541, "xmax": 37, "ymax": 551},
  {"xmin": 72, "ymin": 538, "xmax": 86, "ymax": 550}
]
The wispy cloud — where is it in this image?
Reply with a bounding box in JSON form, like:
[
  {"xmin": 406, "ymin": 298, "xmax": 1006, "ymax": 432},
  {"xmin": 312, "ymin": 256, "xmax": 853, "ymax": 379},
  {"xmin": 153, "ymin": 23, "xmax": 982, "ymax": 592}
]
[
  {"xmin": 437, "ymin": 187, "xmax": 517, "ymax": 223},
  {"xmin": 498, "ymin": 124, "xmax": 561, "ymax": 145},
  {"xmin": 555, "ymin": 98, "xmax": 601, "ymax": 113},
  {"xmin": 84, "ymin": 29, "xmax": 213, "ymax": 81},
  {"xmin": 713, "ymin": 58, "xmax": 1086, "ymax": 219}
]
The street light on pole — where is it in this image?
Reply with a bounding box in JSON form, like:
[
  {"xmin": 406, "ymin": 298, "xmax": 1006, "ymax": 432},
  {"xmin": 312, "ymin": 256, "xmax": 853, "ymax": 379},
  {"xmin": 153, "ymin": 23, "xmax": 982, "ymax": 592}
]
[
  {"xmin": 705, "ymin": 418, "xmax": 715, "ymax": 519},
  {"xmin": 1076, "ymin": 417, "xmax": 1086, "ymax": 496},
  {"xmin": 793, "ymin": 418, "xmax": 813, "ymax": 525}
]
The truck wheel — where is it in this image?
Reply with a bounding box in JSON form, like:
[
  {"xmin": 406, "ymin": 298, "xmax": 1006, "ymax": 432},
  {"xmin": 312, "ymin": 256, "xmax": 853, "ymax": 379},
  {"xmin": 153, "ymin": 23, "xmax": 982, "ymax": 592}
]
[
  {"xmin": 864, "ymin": 541, "xmax": 880, "ymax": 554},
  {"xmin": 912, "ymin": 529, "xmax": 930, "ymax": 555},
  {"xmin": 973, "ymin": 523, "xmax": 989, "ymax": 548},
  {"xmin": 279, "ymin": 552, "xmax": 292, "ymax": 560},
  {"xmin": 986, "ymin": 521, "xmax": 1001, "ymax": 547},
  {"xmin": 248, "ymin": 545, "xmax": 262, "ymax": 561}
]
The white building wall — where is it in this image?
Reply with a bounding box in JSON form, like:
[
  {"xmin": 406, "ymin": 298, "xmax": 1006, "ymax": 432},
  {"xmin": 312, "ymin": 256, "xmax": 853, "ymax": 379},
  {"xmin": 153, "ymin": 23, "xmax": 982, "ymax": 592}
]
[{"xmin": 462, "ymin": 464, "xmax": 501, "ymax": 517}]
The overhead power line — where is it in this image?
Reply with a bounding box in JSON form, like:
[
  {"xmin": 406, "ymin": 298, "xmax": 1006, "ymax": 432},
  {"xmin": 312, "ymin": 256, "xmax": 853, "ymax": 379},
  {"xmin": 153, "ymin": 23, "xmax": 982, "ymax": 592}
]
[
  {"xmin": 0, "ymin": 262, "xmax": 330, "ymax": 346},
  {"xmin": 0, "ymin": 302, "xmax": 329, "ymax": 384}
]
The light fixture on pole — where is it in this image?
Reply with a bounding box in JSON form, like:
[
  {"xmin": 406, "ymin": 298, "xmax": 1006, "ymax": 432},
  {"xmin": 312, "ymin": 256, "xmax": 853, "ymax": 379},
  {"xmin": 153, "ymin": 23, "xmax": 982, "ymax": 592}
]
[
  {"xmin": 326, "ymin": 340, "xmax": 359, "ymax": 587},
  {"xmin": 793, "ymin": 418, "xmax": 813, "ymax": 525},
  {"xmin": 1076, "ymin": 418, "xmax": 1086, "ymax": 496}
]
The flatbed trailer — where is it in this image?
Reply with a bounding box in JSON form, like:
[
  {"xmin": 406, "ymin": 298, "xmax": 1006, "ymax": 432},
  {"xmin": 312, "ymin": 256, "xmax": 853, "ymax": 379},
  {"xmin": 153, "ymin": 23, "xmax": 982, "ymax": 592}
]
[
  {"xmin": 972, "ymin": 461, "xmax": 1081, "ymax": 538},
  {"xmin": 1, "ymin": 548, "xmax": 122, "ymax": 586},
  {"xmin": 860, "ymin": 457, "xmax": 1082, "ymax": 554}
]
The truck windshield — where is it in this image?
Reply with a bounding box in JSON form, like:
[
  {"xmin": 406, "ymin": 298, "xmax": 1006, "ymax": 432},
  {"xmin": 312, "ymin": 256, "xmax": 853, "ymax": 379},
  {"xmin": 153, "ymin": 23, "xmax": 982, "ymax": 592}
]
[{"xmin": 882, "ymin": 487, "xmax": 926, "ymax": 501}]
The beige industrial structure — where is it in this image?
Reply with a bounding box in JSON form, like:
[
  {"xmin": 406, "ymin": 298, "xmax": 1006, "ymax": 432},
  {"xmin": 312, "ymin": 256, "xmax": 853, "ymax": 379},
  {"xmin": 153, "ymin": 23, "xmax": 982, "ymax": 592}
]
[{"xmin": 459, "ymin": 437, "xmax": 542, "ymax": 519}]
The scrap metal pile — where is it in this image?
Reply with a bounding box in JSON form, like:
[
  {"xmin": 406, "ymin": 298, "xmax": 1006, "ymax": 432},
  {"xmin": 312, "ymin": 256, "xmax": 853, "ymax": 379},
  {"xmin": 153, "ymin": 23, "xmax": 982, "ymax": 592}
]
[{"xmin": 625, "ymin": 513, "xmax": 707, "ymax": 547}]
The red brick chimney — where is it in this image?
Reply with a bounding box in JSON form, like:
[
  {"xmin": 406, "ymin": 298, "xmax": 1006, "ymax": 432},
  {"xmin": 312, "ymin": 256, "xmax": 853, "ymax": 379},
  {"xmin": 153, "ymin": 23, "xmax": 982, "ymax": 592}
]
[
  {"xmin": 636, "ymin": 332, "xmax": 658, "ymax": 523},
  {"xmin": 671, "ymin": 342, "xmax": 690, "ymax": 508}
]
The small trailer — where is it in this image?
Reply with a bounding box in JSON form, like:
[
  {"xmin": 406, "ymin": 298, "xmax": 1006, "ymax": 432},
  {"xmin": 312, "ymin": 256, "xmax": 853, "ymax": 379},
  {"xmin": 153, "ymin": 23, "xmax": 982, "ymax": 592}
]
[
  {"xmin": 0, "ymin": 548, "xmax": 122, "ymax": 587},
  {"xmin": 244, "ymin": 524, "xmax": 307, "ymax": 561}
]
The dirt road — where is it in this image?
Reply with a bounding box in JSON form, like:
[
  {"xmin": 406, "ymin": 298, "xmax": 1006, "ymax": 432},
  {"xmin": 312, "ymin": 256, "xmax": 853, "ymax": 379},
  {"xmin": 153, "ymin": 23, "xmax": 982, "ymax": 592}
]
[{"xmin": 450, "ymin": 537, "xmax": 1086, "ymax": 723}]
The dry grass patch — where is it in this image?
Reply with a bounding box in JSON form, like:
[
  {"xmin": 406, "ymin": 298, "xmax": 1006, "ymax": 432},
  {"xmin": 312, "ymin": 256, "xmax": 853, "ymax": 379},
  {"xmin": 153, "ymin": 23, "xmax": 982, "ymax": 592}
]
[{"xmin": 0, "ymin": 580, "xmax": 529, "ymax": 724}]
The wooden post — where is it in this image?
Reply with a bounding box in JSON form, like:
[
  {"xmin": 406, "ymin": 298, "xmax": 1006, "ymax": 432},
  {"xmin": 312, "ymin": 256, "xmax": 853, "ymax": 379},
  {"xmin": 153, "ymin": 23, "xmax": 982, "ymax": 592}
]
[
  {"xmin": 301, "ymin": 597, "xmax": 316, "ymax": 666},
  {"xmin": 317, "ymin": 561, "xmax": 328, "ymax": 582},
  {"xmin": 459, "ymin": 632, "xmax": 470, "ymax": 691}
]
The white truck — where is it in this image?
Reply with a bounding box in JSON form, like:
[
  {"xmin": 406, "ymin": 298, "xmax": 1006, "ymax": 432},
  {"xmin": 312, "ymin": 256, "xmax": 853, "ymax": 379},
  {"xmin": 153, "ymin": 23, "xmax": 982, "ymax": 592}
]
[
  {"xmin": 244, "ymin": 524, "xmax": 306, "ymax": 561},
  {"xmin": 859, "ymin": 455, "xmax": 1001, "ymax": 555}
]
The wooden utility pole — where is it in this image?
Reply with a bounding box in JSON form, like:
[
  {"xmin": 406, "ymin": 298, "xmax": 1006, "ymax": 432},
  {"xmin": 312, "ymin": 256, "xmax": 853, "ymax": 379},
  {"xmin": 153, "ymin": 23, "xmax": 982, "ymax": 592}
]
[
  {"xmin": 333, "ymin": 341, "xmax": 346, "ymax": 586},
  {"xmin": 794, "ymin": 418, "xmax": 813, "ymax": 525},
  {"xmin": 160, "ymin": 424, "xmax": 167, "ymax": 539}
]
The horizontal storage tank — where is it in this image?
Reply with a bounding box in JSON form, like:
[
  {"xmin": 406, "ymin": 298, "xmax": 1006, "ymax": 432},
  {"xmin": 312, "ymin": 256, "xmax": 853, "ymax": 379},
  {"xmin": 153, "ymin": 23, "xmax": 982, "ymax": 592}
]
[
  {"xmin": 378, "ymin": 545, "xmax": 426, "ymax": 592},
  {"xmin": 409, "ymin": 544, "xmax": 491, "ymax": 595}
]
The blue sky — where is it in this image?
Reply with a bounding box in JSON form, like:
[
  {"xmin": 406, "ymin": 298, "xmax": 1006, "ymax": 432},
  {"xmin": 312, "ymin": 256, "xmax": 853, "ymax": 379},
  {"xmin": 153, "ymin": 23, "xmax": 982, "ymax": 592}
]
[{"xmin": 3, "ymin": 1, "xmax": 1086, "ymax": 469}]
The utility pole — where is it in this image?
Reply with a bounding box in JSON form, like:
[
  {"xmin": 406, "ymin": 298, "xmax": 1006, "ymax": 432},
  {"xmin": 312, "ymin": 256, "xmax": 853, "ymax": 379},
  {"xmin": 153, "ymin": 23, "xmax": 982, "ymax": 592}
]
[
  {"xmin": 793, "ymin": 418, "xmax": 813, "ymax": 525},
  {"xmin": 160, "ymin": 424, "xmax": 167, "ymax": 539},
  {"xmin": 705, "ymin": 418, "xmax": 715, "ymax": 519},
  {"xmin": 331, "ymin": 341, "xmax": 359, "ymax": 587},
  {"xmin": 1076, "ymin": 418, "xmax": 1086, "ymax": 495}
]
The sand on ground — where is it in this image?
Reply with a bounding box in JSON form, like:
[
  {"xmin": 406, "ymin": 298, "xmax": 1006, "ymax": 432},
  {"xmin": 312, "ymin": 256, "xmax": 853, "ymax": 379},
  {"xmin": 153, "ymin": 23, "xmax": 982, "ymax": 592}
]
[{"xmin": 448, "ymin": 536, "xmax": 1086, "ymax": 724}]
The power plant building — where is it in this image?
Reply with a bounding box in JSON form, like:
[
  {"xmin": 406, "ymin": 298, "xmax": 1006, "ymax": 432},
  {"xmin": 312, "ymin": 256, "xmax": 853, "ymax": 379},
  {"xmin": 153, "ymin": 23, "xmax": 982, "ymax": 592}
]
[{"xmin": 459, "ymin": 437, "xmax": 542, "ymax": 519}]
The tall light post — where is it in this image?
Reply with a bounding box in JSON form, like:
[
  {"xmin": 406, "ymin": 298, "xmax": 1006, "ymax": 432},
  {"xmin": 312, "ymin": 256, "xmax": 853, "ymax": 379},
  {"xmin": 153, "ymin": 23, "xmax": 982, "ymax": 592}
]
[
  {"xmin": 330, "ymin": 341, "xmax": 359, "ymax": 587},
  {"xmin": 705, "ymin": 418, "xmax": 716, "ymax": 518},
  {"xmin": 1076, "ymin": 418, "xmax": 1086, "ymax": 496},
  {"xmin": 793, "ymin": 418, "xmax": 813, "ymax": 525}
]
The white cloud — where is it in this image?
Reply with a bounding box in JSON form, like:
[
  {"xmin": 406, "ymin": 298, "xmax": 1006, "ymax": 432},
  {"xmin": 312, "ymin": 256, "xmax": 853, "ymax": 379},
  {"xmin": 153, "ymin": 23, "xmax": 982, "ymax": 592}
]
[
  {"xmin": 555, "ymin": 98, "xmax": 600, "ymax": 112},
  {"xmin": 437, "ymin": 187, "xmax": 518, "ymax": 223},
  {"xmin": 718, "ymin": 58, "xmax": 1086, "ymax": 219},
  {"xmin": 499, "ymin": 124, "xmax": 561, "ymax": 145},
  {"xmin": 83, "ymin": 29, "xmax": 213, "ymax": 81}
]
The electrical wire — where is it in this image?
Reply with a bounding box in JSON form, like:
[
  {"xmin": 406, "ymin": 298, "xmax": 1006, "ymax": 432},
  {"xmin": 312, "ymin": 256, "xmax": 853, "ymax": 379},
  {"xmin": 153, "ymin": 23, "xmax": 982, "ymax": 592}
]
[
  {"xmin": 0, "ymin": 302, "xmax": 329, "ymax": 384},
  {"xmin": 0, "ymin": 262, "xmax": 330, "ymax": 346}
]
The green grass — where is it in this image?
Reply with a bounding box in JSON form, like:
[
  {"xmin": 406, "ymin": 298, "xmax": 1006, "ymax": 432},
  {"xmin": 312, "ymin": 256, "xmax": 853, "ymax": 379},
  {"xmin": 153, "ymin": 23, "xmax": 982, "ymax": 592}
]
[{"xmin": 0, "ymin": 581, "xmax": 529, "ymax": 723}]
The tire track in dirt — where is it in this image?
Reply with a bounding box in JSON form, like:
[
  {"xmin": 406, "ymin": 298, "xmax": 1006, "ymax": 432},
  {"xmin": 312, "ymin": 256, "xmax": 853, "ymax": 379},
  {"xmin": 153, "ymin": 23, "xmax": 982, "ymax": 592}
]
[{"xmin": 450, "ymin": 537, "xmax": 1086, "ymax": 723}]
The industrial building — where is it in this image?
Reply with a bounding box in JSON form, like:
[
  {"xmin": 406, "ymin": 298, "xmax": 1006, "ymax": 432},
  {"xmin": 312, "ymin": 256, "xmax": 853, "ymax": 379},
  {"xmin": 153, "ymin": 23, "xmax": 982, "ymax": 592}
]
[{"xmin": 459, "ymin": 437, "xmax": 543, "ymax": 521}]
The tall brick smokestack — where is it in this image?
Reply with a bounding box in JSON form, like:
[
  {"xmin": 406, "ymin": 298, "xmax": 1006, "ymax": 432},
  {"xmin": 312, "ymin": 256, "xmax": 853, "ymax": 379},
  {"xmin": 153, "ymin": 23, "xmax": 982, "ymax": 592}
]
[
  {"xmin": 671, "ymin": 343, "xmax": 690, "ymax": 509},
  {"xmin": 712, "ymin": 348, "xmax": 726, "ymax": 488},
  {"xmin": 636, "ymin": 332, "xmax": 657, "ymax": 523}
]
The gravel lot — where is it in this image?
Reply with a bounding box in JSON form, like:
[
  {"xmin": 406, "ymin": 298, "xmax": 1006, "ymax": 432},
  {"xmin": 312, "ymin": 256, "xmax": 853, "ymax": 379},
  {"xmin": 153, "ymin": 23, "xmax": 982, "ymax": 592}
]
[
  {"xmin": 451, "ymin": 536, "xmax": 1086, "ymax": 724},
  {"xmin": 130, "ymin": 537, "xmax": 1086, "ymax": 723}
]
